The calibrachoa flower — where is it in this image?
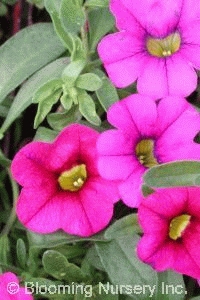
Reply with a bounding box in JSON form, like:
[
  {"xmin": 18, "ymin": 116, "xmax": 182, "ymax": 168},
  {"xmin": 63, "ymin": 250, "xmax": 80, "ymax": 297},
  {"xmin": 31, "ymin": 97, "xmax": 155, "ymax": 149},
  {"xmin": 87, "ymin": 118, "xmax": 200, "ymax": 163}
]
[
  {"xmin": 98, "ymin": 0, "xmax": 200, "ymax": 98},
  {"xmin": 0, "ymin": 272, "xmax": 33, "ymax": 299},
  {"xmin": 97, "ymin": 94, "xmax": 200, "ymax": 207},
  {"xmin": 11, "ymin": 124, "xmax": 119, "ymax": 237},
  {"xmin": 137, "ymin": 187, "xmax": 200, "ymax": 279}
]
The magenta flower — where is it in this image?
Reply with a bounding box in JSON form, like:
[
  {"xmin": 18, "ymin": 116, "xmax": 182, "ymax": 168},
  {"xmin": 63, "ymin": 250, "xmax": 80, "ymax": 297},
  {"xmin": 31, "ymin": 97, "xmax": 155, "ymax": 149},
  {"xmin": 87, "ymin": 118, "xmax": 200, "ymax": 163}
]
[
  {"xmin": 98, "ymin": 0, "xmax": 200, "ymax": 97},
  {"xmin": 137, "ymin": 187, "xmax": 200, "ymax": 279},
  {"xmin": 11, "ymin": 124, "xmax": 119, "ymax": 237},
  {"xmin": 97, "ymin": 94, "xmax": 200, "ymax": 207},
  {"xmin": 0, "ymin": 272, "xmax": 33, "ymax": 299}
]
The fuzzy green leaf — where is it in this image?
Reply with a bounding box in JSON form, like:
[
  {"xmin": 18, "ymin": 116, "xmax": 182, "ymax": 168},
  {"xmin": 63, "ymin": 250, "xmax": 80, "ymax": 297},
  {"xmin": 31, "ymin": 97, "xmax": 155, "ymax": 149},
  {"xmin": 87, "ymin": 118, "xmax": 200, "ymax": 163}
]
[
  {"xmin": 88, "ymin": 7, "xmax": 114, "ymax": 51},
  {"xmin": 94, "ymin": 69, "xmax": 119, "ymax": 111},
  {"xmin": 78, "ymin": 90, "xmax": 101, "ymax": 126},
  {"xmin": 0, "ymin": 58, "xmax": 69, "ymax": 136},
  {"xmin": 42, "ymin": 250, "xmax": 86, "ymax": 282},
  {"xmin": 60, "ymin": 0, "xmax": 86, "ymax": 35},
  {"xmin": 0, "ymin": 23, "xmax": 65, "ymax": 104},
  {"xmin": 76, "ymin": 73, "xmax": 102, "ymax": 91},
  {"xmin": 44, "ymin": 0, "xmax": 74, "ymax": 51},
  {"xmin": 85, "ymin": 0, "xmax": 109, "ymax": 8},
  {"xmin": 16, "ymin": 239, "xmax": 27, "ymax": 269},
  {"xmin": 143, "ymin": 160, "xmax": 200, "ymax": 188}
]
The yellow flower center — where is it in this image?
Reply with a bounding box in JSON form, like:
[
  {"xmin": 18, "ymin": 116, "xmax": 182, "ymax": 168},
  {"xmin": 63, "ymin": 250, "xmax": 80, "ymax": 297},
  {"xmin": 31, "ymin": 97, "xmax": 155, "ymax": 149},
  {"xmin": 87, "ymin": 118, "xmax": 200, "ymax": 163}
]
[
  {"xmin": 135, "ymin": 139, "xmax": 159, "ymax": 168},
  {"xmin": 58, "ymin": 164, "xmax": 87, "ymax": 192},
  {"xmin": 146, "ymin": 32, "xmax": 181, "ymax": 58},
  {"xmin": 169, "ymin": 214, "xmax": 191, "ymax": 240}
]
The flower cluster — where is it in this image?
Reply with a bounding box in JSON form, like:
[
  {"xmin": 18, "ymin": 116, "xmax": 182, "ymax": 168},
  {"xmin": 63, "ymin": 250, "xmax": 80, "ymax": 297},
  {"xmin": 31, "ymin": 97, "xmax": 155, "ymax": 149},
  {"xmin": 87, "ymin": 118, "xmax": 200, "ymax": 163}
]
[{"xmin": 97, "ymin": 0, "xmax": 200, "ymax": 280}]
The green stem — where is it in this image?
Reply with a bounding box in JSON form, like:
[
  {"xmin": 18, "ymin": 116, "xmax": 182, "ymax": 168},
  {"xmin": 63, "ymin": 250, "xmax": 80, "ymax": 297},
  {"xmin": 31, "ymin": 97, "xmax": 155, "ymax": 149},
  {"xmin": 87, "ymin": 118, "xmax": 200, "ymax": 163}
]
[{"xmin": 1, "ymin": 168, "xmax": 19, "ymax": 236}]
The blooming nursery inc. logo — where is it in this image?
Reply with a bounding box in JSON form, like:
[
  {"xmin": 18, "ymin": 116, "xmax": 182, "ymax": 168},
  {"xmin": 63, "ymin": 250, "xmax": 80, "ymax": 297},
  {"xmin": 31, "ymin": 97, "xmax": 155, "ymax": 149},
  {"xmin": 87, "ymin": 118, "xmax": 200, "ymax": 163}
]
[{"xmin": 2, "ymin": 0, "xmax": 200, "ymax": 298}]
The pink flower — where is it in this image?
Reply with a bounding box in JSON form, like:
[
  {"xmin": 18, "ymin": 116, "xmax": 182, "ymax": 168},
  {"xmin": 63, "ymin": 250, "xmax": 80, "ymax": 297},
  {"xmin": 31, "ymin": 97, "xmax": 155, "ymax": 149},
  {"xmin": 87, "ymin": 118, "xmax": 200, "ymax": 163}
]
[
  {"xmin": 98, "ymin": 0, "xmax": 200, "ymax": 98},
  {"xmin": 0, "ymin": 272, "xmax": 33, "ymax": 299},
  {"xmin": 11, "ymin": 124, "xmax": 119, "ymax": 237},
  {"xmin": 97, "ymin": 94, "xmax": 200, "ymax": 207},
  {"xmin": 137, "ymin": 187, "xmax": 200, "ymax": 279}
]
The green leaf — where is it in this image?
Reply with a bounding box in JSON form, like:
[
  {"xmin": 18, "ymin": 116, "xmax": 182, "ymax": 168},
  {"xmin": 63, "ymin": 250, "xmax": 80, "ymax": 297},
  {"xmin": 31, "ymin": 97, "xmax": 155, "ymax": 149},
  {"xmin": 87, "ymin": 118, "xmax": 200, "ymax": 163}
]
[
  {"xmin": 47, "ymin": 107, "xmax": 79, "ymax": 131},
  {"xmin": 42, "ymin": 250, "xmax": 87, "ymax": 282},
  {"xmin": 34, "ymin": 127, "xmax": 58, "ymax": 142},
  {"xmin": 62, "ymin": 60, "xmax": 86, "ymax": 86},
  {"xmin": 104, "ymin": 214, "xmax": 141, "ymax": 240},
  {"xmin": 60, "ymin": 93, "xmax": 73, "ymax": 111},
  {"xmin": 143, "ymin": 160, "xmax": 200, "ymax": 188},
  {"xmin": 71, "ymin": 35, "xmax": 86, "ymax": 60},
  {"xmin": 16, "ymin": 239, "xmax": 27, "ymax": 269},
  {"xmin": 1, "ymin": 0, "xmax": 17, "ymax": 4},
  {"xmin": 94, "ymin": 69, "xmax": 119, "ymax": 111},
  {"xmin": 85, "ymin": 246, "xmax": 105, "ymax": 271},
  {"xmin": 27, "ymin": 231, "xmax": 107, "ymax": 250},
  {"xmin": 95, "ymin": 235, "xmax": 157, "ymax": 299},
  {"xmin": 32, "ymin": 79, "xmax": 63, "ymax": 103},
  {"xmin": 88, "ymin": 7, "xmax": 114, "ymax": 51},
  {"xmin": 34, "ymin": 87, "xmax": 62, "ymax": 128},
  {"xmin": 154, "ymin": 271, "xmax": 186, "ymax": 300},
  {"xmin": 0, "ymin": 149, "xmax": 11, "ymax": 167},
  {"xmin": 76, "ymin": 73, "xmax": 102, "ymax": 91},
  {"xmin": 0, "ymin": 23, "xmax": 65, "ymax": 104},
  {"xmin": 78, "ymin": 90, "xmax": 101, "ymax": 126},
  {"xmin": 0, "ymin": 3, "xmax": 8, "ymax": 16},
  {"xmin": 85, "ymin": 0, "xmax": 109, "ymax": 8},
  {"xmin": 0, "ymin": 57, "xmax": 70, "ymax": 136},
  {"xmin": 60, "ymin": 0, "xmax": 86, "ymax": 35},
  {"xmin": 0, "ymin": 235, "xmax": 10, "ymax": 264},
  {"xmin": 92, "ymin": 285, "xmax": 119, "ymax": 300},
  {"xmin": 141, "ymin": 184, "xmax": 155, "ymax": 197},
  {"xmin": 44, "ymin": 0, "xmax": 74, "ymax": 51}
]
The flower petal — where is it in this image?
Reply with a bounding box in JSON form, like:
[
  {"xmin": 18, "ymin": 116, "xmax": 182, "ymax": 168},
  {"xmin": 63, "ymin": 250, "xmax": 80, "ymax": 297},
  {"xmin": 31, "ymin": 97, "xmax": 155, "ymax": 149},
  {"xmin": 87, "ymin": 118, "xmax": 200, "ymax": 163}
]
[
  {"xmin": 156, "ymin": 106, "xmax": 200, "ymax": 162},
  {"xmin": 124, "ymin": 95, "xmax": 158, "ymax": 136},
  {"xmin": 110, "ymin": 0, "xmax": 144, "ymax": 35},
  {"xmin": 121, "ymin": 0, "xmax": 182, "ymax": 37},
  {"xmin": 179, "ymin": 0, "xmax": 200, "ymax": 26},
  {"xmin": 52, "ymin": 124, "xmax": 99, "ymax": 176},
  {"xmin": 137, "ymin": 235, "xmax": 174, "ymax": 270},
  {"xmin": 97, "ymin": 129, "xmax": 134, "ymax": 156},
  {"xmin": 164, "ymin": 53, "xmax": 197, "ymax": 97},
  {"xmin": 180, "ymin": 20, "xmax": 200, "ymax": 68},
  {"xmin": 139, "ymin": 188, "xmax": 187, "ymax": 219},
  {"xmin": 16, "ymin": 184, "xmax": 58, "ymax": 232},
  {"xmin": 98, "ymin": 155, "xmax": 137, "ymax": 180},
  {"xmin": 138, "ymin": 204, "xmax": 169, "ymax": 234},
  {"xmin": 118, "ymin": 167, "xmax": 145, "ymax": 207},
  {"xmin": 98, "ymin": 32, "xmax": 146, "ymax": 88},
  {"xmin": 137, "ymin": 57, "xmax": 168, "ymax": 98},
  {"xmin": 107, "ymin": 99, "xmax": 140, "ymax": 135},
  {"xmin": 11, "ymin": 142, "xmax": 53, "ymax": 187},
  {"xmin": 186, "ymin": 188, "xmax": 200, "ymax": 218},
  {"xmin": 157, "ymin": 96, "xmax": 190, "ymax": 134},
  {"xmin": 60, "ymin": 181, "xmax": 115, "ymax": 236}
]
